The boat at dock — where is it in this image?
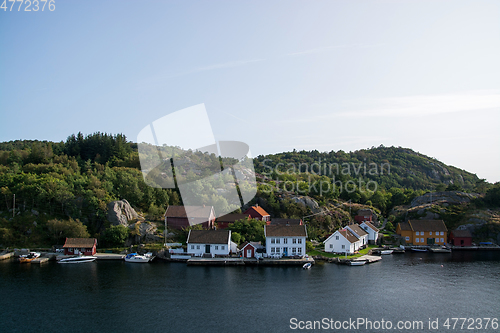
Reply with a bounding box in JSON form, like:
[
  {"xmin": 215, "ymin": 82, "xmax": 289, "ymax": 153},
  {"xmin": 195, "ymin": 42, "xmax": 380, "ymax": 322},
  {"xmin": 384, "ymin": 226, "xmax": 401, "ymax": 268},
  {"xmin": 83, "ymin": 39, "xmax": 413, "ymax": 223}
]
[
  {"xmin": 429, "ymin": 247, "xmax": 451, "ymax": 253},
  {"xmin": 124, "ymin": 252, "xmax": 154, "ymax": 263},
  {"xmin": 58, "ymin": 255, "xmax": 97, "ymax": 263},
  {"xmin": 19, "ymin": 252, "xmax": 41, "ymax": 263},
  {"xmin": 302, "ymin": 262, "xmax": 312, "ymax": 269},
  {"xmin": 349, "ymin": 260, "xmax": 367, "ymax": 266},
  {"xmin": 380, "ymin": 250, "xmax": 393, "ymax": 255},
  {"xmin": 412, "ymin": 248, "xmax": 428, "ymax": 252}
]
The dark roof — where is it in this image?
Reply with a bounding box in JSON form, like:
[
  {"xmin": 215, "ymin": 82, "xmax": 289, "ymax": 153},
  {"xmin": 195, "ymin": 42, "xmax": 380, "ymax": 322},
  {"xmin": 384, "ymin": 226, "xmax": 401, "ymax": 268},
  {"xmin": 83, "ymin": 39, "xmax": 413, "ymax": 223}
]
[
  {"xmin": 362, "ymin": 221, "xmax": 380, "ymax": 232},
  {"xmin": 265, "ymin": 225, "xmax": 307, "ymax": 237},
  {"xmin": 245, "ymin": 205, "xmax": 270, "ymax": 217},
  {"xmin": 339, "ymin": 229, "xmax": 359, "ymax": 244},
  {"xmin": 347, "ymin": 224, "xmax": 368, "ymax": 237},
  {"xmin": 164, "ymin": 205, "xmax": 213, "ymax": 218},
  {"xmin": 238, "ymin": 241, "xmax": 263, "ymax": 250},
  {"xmin": 216, "ymin": 214, "xmax": 250, "ymax": 223},
  {"xmin": 269, "ymin": 218, "xmax": 302, "ymax": 226},
  {"xmin": 451, "ymin": 229, "xmax": 472, "ymax": 238},
  {"xmin": 63, "ymin": 238, "xmax": 96, "ymax": 248},
  {"xmin": 398, "ymin": 222, "xmax": 412, "ymax": 231},
  {"xmin": 408, "ymin": 220, "xmax": 447, "ymax": 232},
  {"xmin": 187, "ymin": 230, "xmax": 230, "ymax": 244}
]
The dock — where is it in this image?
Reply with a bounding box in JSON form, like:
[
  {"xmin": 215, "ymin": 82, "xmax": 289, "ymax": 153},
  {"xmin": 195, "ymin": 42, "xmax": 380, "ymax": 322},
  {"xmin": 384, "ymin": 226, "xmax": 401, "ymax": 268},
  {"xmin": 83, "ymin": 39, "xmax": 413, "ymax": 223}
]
[
  {"xmin": 31, "ymin": 257, "xmax": 50, "ymax": 264},
  {"xmin": 186, "ymin": 257, "xmax": 314, "ymax": 266},
  {"xmin": 94, "ymin": 253, "xmax": 125, "ymax": 260},
  {"xmin": 0, "ymin": 252, "xmax": 14, "ymax": 261}
]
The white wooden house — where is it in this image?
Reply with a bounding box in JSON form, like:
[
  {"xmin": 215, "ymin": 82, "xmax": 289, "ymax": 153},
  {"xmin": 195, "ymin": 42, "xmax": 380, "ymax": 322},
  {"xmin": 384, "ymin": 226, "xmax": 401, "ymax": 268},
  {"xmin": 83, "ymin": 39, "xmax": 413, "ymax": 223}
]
[
  {"xmin": 323, "ymin": 228, "xmax": 360, "ymax": 254},
  {"xmin": 360, "ymin": 221, "xmax": 380, "ymax": 244},
  {"xmin": 187, "ymin": 229, "xmax": 231, "ymax": 257},
  {"xmin": 264, "ymin": 225, "xmax": 307, "ymax": 258},
  {"xmin": 346, "ymin": 224, "xmax": 369, "ymax": 248}
]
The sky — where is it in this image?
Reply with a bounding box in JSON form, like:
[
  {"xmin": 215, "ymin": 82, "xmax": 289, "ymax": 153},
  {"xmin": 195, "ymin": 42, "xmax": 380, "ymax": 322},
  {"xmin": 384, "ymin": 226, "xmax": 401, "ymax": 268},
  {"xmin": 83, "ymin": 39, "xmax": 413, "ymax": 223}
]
[{"xmin": 1, "ymin": 0, "xmax": 499, "ymax": 183}]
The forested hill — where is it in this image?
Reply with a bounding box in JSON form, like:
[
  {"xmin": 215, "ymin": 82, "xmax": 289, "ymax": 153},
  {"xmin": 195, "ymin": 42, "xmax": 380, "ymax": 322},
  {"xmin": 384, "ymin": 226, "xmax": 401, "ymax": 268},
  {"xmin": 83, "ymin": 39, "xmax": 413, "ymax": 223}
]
[{"xmin": 254, "ymin": 146, "xmax": 484, "ymax": 192}]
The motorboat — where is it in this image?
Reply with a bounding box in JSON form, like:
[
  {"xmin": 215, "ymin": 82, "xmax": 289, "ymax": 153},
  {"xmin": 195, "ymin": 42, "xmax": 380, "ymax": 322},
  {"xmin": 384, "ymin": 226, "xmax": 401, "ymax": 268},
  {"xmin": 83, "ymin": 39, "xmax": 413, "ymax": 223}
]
[
  {"xmin": 349, "ymin": 260, "xmax": 366, "ymax": 266},
  {"xmin": 302, "ymin": 262, "xmax": 312, "ymax": 269},
  {"xmin": 380, "ymin": 250, "xmax": 393, "ymax": 255},
  {"xmin": 412, "ymin": 248, "xmax": 428, "ymax": 252},
  {"xmin": 58, "ymin": 255, "xmax": 97, "ymax": 263},
  {"xmin": 19, "ymin": 252, "xmax": 41, "ymax": 263},
  {"xmin": 124, "ymin": 252, "xmax": 154, "ymax": 263}
]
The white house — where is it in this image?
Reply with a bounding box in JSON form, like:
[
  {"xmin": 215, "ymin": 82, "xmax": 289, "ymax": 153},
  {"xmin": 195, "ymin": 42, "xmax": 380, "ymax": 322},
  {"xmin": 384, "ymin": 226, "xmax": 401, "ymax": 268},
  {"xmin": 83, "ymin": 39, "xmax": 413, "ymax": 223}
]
[
  {"xmin": 323, "ymin": 228, "xmax": 360, "ymax": 254},
  {"xmin": 360, "ymin": 221, "xmax": 380, "ymax": 244},
  {"xmin": 346, "ymin": 224, "xmax": 369, "ymax": 248},
  {"xmin": 264, "ymin": 225, "xmax": 307, "ymax": 258},
  {"xmin": 187, "ymin": 229, "xmax": 231, "ymax": 257}
]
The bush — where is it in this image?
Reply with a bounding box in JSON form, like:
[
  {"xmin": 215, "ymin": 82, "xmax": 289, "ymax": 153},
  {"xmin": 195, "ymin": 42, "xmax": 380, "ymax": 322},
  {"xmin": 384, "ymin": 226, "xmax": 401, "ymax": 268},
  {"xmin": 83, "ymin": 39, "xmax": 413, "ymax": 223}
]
[{"xmin": 101, "ymin": 225, "xmax": 129, "ymax": 247}]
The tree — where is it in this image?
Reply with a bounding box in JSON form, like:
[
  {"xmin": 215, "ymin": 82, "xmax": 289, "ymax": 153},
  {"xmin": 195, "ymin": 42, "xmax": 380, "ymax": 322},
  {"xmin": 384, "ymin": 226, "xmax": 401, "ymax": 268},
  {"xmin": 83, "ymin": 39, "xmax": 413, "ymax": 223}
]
[
  {"xmin": 101, "ymin": 225, "xmax": 129, "ymax": 247},
  {"xmin": 47, "ymin": 218, "xmax": 90, "ymax": 245}
]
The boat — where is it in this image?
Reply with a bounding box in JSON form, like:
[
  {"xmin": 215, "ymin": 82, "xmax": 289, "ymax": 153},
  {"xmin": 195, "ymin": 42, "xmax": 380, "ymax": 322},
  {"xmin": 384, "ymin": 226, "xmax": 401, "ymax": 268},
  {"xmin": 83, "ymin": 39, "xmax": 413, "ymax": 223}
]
[
  {"xmin": 380, "ymin": 250, "xmax": 393, "ymax": 255},
  {"xmin": 19, "ymin": 252, "xmax": 41, "ymax": 263},
  {"xmin": 429, "ymin": 247, "xmax": 452, "ymax": 253},
  {"xmin": 302, "ymin": 262, "xmax": 312, "ymax": 269},
  {"xmin": 349, "ymin": 260, "xmax": 366, "ymax": 266},
  {"xmin": 124, "ymin": 252, "xmax": 154, "ymax": 263},
  {"xmin": 412, "ymin": 248, "xmax": 428, "ymax": 252},
  {"xmin": 58, "ymin": 255, "xmax": 97, "ymax": 263}
]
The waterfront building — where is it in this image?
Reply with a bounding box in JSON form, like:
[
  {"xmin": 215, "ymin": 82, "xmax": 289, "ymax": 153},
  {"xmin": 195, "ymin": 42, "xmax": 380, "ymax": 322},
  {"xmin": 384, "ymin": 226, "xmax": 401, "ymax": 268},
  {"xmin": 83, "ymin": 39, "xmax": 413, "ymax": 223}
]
[
  {"xmin": 264, "ymin": 225, "xmax": 307, "ymax": 257},
  {"xmin": 238, "ymin": 241, "xmax": 264, "ymax": 258},
  {"xmin": 346, "ymin": 224, "xmax": 369, "ymax": 248},
  {"xmin": 63, "ymin": 238, "xmax": 97, "ymax": 256},
  {"xmin": 360, "ymin": 221, "xmax": 380, "ymax": 244},
  {"xmin": 186, "ymin": 229, "xmax": 231, "ymax": 257},
  {"xmin": 396, "ymin": 220, "xmax": 448, "ymax": 245},
  {"xmin": 323, "ymin": 229, "xmax": 360, "ymax": 254},
  {"xmin": 449, "ymin": 229, "xmax": 473, "ymax": 247}
]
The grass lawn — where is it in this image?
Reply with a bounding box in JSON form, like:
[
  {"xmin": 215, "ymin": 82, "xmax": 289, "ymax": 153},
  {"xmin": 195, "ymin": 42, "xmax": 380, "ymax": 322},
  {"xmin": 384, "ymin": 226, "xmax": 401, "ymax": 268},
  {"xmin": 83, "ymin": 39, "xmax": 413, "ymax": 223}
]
[{"xmin": 307, "ymin": 245, "xmax": 377, "ymax": 259}]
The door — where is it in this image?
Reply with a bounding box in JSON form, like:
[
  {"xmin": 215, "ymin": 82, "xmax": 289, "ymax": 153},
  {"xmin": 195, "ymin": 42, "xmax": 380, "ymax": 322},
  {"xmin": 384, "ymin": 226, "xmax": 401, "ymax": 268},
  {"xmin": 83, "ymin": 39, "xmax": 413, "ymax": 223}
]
[
  {"xmin": 427, "ymin": 238, "xmax": 434, "ymax": 245},
  {"xmin": 205, "ymin": 245, "xmax": 210, "ymax": 253},
  {"xmin": 246, "ymin": 249, "xmax": 252, "ymax": 258}
]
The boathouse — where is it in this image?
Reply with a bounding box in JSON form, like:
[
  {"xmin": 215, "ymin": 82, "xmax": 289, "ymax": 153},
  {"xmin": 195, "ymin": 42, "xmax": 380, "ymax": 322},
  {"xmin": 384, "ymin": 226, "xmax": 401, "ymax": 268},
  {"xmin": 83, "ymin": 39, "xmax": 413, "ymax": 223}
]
[
  {"xmin": 239, "ymin": 241, "xmax": 264, "ymax": 258},
  {"xmin": 449, "ymin": 229, "xmax": 472, "ymax": 247},
  {"xmin": 63, "ymin": 238, "xmax": 97, "ymax": 256}
]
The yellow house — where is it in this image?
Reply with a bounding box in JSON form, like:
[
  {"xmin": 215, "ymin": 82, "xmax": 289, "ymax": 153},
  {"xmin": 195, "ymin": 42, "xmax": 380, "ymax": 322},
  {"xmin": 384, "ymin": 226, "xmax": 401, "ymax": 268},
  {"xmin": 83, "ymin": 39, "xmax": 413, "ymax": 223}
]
[{"xmin": 396, "ymin": 220, "xmax": 448, "ymax": 245}]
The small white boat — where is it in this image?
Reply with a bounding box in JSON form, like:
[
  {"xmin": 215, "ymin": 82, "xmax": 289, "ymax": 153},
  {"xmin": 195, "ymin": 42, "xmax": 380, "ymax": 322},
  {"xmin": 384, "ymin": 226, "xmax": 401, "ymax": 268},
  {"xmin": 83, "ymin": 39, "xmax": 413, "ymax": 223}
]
[
  {"xmin": 380, "ymin": 250, "xmax": 393, "ymax": 255},
  {"xmin": 412, "ymin": 248, "xmax": 428, "ymax": 252},
  {"xmin": 19, "ymin": 252, "xmax": 41, "ymax": 263},
  {"xmin": 58, "ymin": 255, "xmax": 97, "ymax": 263},
  {"xmin": 349, "ymin": 260, "xmax": 366, "ymax": 266},
  {"xmin": 124, "ymin": 252, "xmax": 154, "ymax": 263},
  {"xmin": 302, "ymin": 262, "xmax": 312, "ymax": 269}
]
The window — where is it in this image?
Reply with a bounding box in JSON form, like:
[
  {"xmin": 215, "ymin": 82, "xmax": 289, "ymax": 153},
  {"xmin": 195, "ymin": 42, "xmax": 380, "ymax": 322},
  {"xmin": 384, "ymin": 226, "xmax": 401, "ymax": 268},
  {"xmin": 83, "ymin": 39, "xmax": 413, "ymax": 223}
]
[
  {"xmin": 430, "ymin": 232, "xmax": 432, "ymax": 235},
  {"xmin": 416, "ymin": 231, "xmax": 420, "ymax": 236},
  {"xmin": 196, "ymin": 245, "xmax": 200, "ymax": 249},
  {"xmin": 440, "ymin": 232, "xmax": 444, "ymax": 236},
  {"xmin": 405, "ymin": 236, "xmax": 410, "ymax": 241},
  {"xmin": 298, "ymin": 239, "xmax": 302, "ymax": 244},
  {"xmin": 221, "ymin": 246, "xmax": 225, "ymax": 250},
  {"xmin": 335, "ymin": 236, "xmax": 339, "ymax": 240},
  {"xmin": 292, "ymin": 238, "xmax": 297, "ymax": 244},
  {"xmin": 276, "ymin": 247, "xmax": 280, "ymax": 253},
  {"xmin": 436, "ymin": 238, "xmax": 439, "ymax": 243},
  {"xmin": 416, "ymin": 238, "xmax": 419, "ymax": 243},
  {"xmin": 298, "ymin": 248, "xmax": 302, "ymax": 254},
  {"xmin": 191, "ymin": 245, "xmax": 194, "ymax": 249},
  {"xmin": 420, "ymin": 238, "xmax": 424, "ymax": 243},
  {"xmin": 271, "ymin": 247, "xmax": 275, "ymax": 253},
  {"xmin": 271, "ymin": 238, "xmax": 275, "ymax": 244},
  {"xmin": 440, "ymin": 238, "xmax": 444, "ymax": 243},
  {"xmin": 329, "ymin": 244, "xmax": 333, "ymax": 249},
  {"xmin": 276, "ymin": 238, "xmax": 280, "ymax": 244},
  {"xmin": 341, "ymin": 245, "xmax": 345, "ymax": 249},
  {"xmin": 215, "ymin": 246, "xmax": 218, "ymax": 250},
  {"xmin": 283, "ymin": 238, "xmax": 288, "ymax": 244}
]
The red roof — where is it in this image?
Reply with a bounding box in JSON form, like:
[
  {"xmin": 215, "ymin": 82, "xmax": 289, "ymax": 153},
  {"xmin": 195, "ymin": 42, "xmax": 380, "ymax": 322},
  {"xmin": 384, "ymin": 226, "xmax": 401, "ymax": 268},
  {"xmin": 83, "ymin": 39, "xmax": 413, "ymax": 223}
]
[{"xmin": 245, "ymin": 205, "xmax": 270, "ymax": 217}]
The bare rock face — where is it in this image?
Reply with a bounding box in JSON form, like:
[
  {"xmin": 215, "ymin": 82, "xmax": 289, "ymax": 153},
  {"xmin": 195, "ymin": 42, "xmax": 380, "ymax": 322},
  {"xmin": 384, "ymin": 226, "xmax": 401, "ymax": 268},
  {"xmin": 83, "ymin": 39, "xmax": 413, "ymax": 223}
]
[
  {"xmin": 291, "ymin": 196, "xmax": 320, "ymax": 213},
  {"xmin": 410, "ymin": 191, "xmax": 479, "ymax": 208},
  {"xmin": 107, "ymin": 199, "xmax": 139, "ymax": 226}
]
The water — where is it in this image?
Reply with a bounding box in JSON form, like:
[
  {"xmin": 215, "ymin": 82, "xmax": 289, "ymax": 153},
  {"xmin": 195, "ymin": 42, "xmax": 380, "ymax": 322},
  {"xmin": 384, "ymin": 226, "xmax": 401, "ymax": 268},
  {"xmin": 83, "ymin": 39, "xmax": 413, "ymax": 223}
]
[{"xmin": 1, "ymin": 251, "xmax": 499, "ymax": 333}]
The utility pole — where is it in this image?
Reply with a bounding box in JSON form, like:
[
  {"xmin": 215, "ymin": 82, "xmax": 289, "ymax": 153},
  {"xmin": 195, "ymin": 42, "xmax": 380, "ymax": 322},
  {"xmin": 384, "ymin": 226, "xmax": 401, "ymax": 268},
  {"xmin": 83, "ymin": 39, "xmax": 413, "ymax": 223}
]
[{"xmin": 12, "ymin": 194, "xmax": 15, "ymax": 218}]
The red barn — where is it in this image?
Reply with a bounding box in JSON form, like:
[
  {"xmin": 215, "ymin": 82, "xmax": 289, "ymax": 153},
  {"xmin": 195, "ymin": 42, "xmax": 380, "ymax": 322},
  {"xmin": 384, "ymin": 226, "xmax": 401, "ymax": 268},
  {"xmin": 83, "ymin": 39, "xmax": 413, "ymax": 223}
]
[
  {"xmin": 449, "ymin": 229, "xmax": 472, "ymax": 247},
  {"xmin": 243, "ymin": 205, "xmax": 270, "ymax": 222},
  {"xmin": 63, "ymin": 238, "xmax": 97, "ymax": 255}
]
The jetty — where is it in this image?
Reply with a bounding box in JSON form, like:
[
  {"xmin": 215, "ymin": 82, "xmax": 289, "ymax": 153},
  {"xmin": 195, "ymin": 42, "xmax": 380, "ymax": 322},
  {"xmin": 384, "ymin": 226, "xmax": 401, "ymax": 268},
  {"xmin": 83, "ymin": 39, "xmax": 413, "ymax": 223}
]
[
  {"xmin": 31, "ymin": 257, "xmax": 50, "ymax": 264},
  {"xmin": 94, "ymin": 253, "xmax": 125, "ymax": 260},
  {"xmin": 186, "ymin": 257, "xmax": 314, "ymax": 266},
  {"xmin": 0, "ymin": 252, "xmax": 14, "ymax": 261}
]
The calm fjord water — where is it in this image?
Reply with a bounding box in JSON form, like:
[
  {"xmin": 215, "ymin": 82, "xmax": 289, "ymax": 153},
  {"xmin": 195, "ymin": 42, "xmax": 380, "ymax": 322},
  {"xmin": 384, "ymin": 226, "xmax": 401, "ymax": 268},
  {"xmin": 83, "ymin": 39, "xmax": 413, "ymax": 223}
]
[{"xmin": 1, "ymin": 251, "xmax": 499, "ymax": 333}]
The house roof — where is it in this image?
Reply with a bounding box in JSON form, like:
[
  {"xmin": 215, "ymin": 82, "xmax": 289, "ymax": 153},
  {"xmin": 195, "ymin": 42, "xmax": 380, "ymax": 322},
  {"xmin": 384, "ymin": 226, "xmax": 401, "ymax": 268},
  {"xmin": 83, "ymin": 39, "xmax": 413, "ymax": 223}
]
[
  {"xmin": 164, "ymin": 205, "xmax": 213, "ymax": 219},
  {"xmin": 269, "ymin": 218, "xmax": 302, "ymax": 226},
  {"xmin": 362, "ymin": 221, "xmax": 380, "ymax": 232},
  {"xmin": 408, "ymin": 220, "xmax": 447, "ymax": 232},
  {"xmin": 216, "ymin": 214, "xmax": 250, "ymax": 223},
  {"xmin": 187, "ymin": 230, "xmax": 231, "ymax": 244},
  {"xmin": 63, "ymin": 238, "xmax": 96, "ymax": 248},
  {"xmin": 265, "ymin": 225, "xmax": 307, "ymax": 237},
  {"xmin": 451, "ymin": 229, "xmax": 472, "ymax": 238},
  {"xmin": 245, "ymin": 205, "xmax": 270, "ymax": 217},
  {"xmin": 339, "ymin": 229, "xmax": 359, "ymax": 244},
  {"xmin": 347, "ymin": 224, "xmax": 368, "ymax": 237},
  {"xmin": 398, "ymin": 222, "xmax": 412, "ymax": 231},
  {"xmin": 238, "ymin": 241, "xmax": 263, "ymax": 250}
]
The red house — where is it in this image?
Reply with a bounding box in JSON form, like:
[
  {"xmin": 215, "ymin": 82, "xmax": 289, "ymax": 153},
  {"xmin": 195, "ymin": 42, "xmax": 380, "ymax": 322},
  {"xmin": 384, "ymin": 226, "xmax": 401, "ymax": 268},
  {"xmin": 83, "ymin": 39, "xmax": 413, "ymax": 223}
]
[
  {"xmin": 63, "ymin": 238, "xmax": 97, "ymax": 255},
  {"xmin": 216, "ymin": 213, "xmax": 251, "ymax": 229},
  {"xmin": 239, "ymin": 241, "xmax": 263, "ymax": 258},
  {"xmin": 164, "ymin": 205, "xmax": 216, "ymax": 230},
  {"xmin": 244, "ymin": 205, "xmax": 270, "ymax": 222},
  {"xmin": 449, "ymin": 229, "xmax": 473, "ymax": 247}
]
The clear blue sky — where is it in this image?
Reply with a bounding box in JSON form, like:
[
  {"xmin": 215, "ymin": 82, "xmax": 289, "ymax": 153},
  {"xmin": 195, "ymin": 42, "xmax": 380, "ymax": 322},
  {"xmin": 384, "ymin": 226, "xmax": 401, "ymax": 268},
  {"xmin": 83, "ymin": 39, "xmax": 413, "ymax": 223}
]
[{"xmin": 1, "ymin": 0, "xmax": 499, "ymax": 182}]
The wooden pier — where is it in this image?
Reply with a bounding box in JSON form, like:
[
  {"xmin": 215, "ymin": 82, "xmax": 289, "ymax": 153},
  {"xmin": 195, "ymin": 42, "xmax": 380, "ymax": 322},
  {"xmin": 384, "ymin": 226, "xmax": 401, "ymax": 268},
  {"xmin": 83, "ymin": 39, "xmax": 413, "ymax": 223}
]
[
  {"xmin": 187, "ymin": 257, "xmax": 314, "ymax": 266},
  {"xmin": 0, "ymin": 252, "xmax": 14, "ymax": 261}
]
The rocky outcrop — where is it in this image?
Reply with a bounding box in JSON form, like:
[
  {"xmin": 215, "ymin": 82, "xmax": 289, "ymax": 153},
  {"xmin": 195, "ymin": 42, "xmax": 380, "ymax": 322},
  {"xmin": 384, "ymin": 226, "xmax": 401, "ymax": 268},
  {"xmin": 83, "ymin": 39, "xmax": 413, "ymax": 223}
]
[
  {"xmin": 290, "ymin": 196, "xmax": 320, "ymax": 213},
  {"xmin": 127, "ymin": 222, "xmax": 162, "ymax": 245},
  {"xmin": 410, "ymin": 191, "xmax": 479, "ymax": 208},
  {"xmin": 107, "ymin": 199, "xmax": 139, "ymax": 226}
]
